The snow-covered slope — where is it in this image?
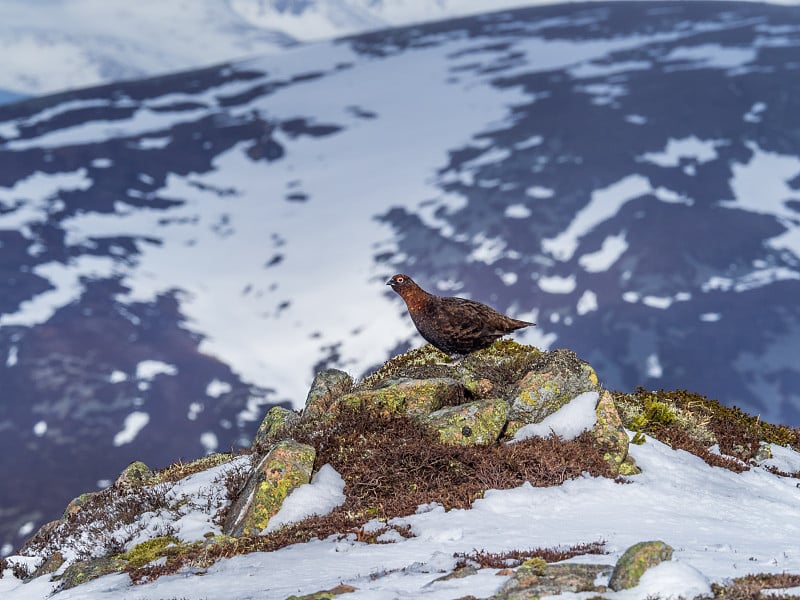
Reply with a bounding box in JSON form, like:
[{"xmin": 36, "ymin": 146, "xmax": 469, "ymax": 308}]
[
  {"xmin": 2, "ymin": 397, "xmax": 799, "ymax": 599},
  {"xmin": 0, "ymin": 0, "xmax": 559, "ymax": 97},
  {"xmin": 2, "ymin": 0, "xmax": 800, "ymax": 561}
]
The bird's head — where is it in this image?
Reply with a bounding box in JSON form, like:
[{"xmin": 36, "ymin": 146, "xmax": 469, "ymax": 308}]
[{"xmin": 386, "ymin": 274, "xmax": 417, "ymax": 295}]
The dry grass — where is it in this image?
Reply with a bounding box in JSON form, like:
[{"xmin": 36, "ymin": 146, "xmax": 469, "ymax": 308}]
[
  {"xmin": 711, "ymin": 572, "xmax": 800, "ymax": 599},
  {"xmin": 453, "ymin": 541, "xmax": 607, "ymax": 569}
]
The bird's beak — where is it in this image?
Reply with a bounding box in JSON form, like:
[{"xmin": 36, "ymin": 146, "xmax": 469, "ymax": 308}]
[{"xmin": 386, "ymin": 279, "xmax": 394, "ymax": 286}]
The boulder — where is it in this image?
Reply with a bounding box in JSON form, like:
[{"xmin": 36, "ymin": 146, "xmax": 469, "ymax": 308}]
[
  {"xmin": 335, "ymin": 377, "xmax": 464, "ymax": 417},
  {"xmin": 593, "ymin": 389, "xmax": 639, "ymax": 475},
  {"xmin": 303, "ymin": 369, "xmax": 353, "ymax": 418},
  {"xmin": 253, "ymin": 406, "xmax": 300, "ymax": 446},
  {"xmin": 608, "ymin": 540, "xmax": 674, "ymax": 591},
  {"xmin": 493, "ymin": 558, "xmax": 614, "ymax": 598},
  {"xmin": 423, "ymin": 399, "xmax": 509, "ymax": 446},
  {"xmin": 223, "ymin": 440, "xmax": 316, "ymax": 537},
  {"xmin": 507, "ymin": 349, "xmax": 599, "ymax": 433}
]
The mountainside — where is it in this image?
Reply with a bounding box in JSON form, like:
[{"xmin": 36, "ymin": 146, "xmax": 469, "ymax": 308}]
[
  {"xmin": 2, "ymin": 0, "xmax": 800, "ymax": 558},
  {"xmin": 0, "ymin": 0, "xmax": 545, "ymax": 97}
]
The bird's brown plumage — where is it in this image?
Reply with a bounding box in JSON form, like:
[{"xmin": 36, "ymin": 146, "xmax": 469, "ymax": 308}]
[{"xmin": 386, "ymin": 274, "xmax": 535, "ymax": 356}]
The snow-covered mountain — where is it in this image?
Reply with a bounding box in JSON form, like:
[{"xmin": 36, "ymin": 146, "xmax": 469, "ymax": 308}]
[
  {"xmin": 2, "ymin": 0, "xmax": 800, "ymax": 559},
  {"xmin": 0, "ymin": 0, "xmax": 554, "ymax": 98}
]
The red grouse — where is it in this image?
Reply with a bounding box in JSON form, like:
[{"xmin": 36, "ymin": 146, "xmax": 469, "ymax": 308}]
[{"xmin": 387, "ymin": 274, "xmax": 534, "ymax": 357}]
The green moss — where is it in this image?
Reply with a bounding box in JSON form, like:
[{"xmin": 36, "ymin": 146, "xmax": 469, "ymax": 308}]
[{"xmin": 124, "ymin": 536, "xmax": 182, "ymax": 569}]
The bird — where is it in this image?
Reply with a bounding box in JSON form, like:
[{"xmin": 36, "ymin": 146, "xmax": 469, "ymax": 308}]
[{"xmin": 386, "ymin": 274, "xmax": 535, "ymax": 357}]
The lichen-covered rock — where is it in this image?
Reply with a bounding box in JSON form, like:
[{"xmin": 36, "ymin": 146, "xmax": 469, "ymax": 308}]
[
  {"xmin": 304, "ymin": 369, "xmax": 353, "ymax": 418},
  {"xmin": 223, "ymin": 440, "xmax": 316, "ymax": 537},
  {"xmin": 594, "ymin": 389, "xmax": 639, "ymax": 475},
  {"xmin": 63, "ymin": 492, "xmax": 98, "ymax": 518},
  {"xmin": 608, "ymin": 540, "xmax": 674, "ymax": 591},
  {"xmin": 422, "ymin": 399, "xmax": 509, "ymax": 446},
  {"xmin": 253, "ymin": 406, "xmax": 300, "ymax": 446},
  {"xmin": 508, "ymin": 349, "xmax": 599, "ymax": 431},
  {"xmin": 285, "ymin": 583, "xmax": 358, "ymax": 599},
  {"xmin": 28, "ymin": 551, "xmax": 64, "ymax": 580},
  {"xmin": 115, "ymin": 461, "xmax": 155, "ymax": 489},
  {"xmin": 493, "ymin": 559, "xmax": 613, "ymax": 598},
  {"xmin": 57, "ymin": 555, "xmax": 127, "ymax": 590},
  {"xmin": 336, "ymin": 377, "xmax": 465, "ymax": 417}
]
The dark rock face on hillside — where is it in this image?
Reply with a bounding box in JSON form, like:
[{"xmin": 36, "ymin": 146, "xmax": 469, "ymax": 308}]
[{"xmin": 2, "ymin": 0, "xmax": 800, "ymax": 555}]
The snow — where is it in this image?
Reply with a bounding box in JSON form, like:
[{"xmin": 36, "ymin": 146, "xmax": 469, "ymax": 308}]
[
  {"xmin": 578, "ymin": 233, "xmax": 628, "ymax": 273},
  {"xmin": 135, "ymin": 360, "xmax": 177, "ymax": 380},
  {"xmin": 542, "ymin": 175, "xmax": 650, "ymax": 262},
  {"xmin": 112, "ymin": 411, "xmax": 150, "ymax": 446},
  {"xmin": 640, "ymin": 136, "xmax": 720, "ymax": 168},
  {"xmin": 511, "ymin": 391, "xmax": 599, "ymax": 442},
  {"xmin": 537, "ymin": 274, "xmax": 577, "ymax": 294},
  {"xmin": 2, "ymin": 431, "xmax": 800, "ymax": 599},
  {"xmin": 264, "ymin": 464, "xmax": 346, "ymax": 533},
  {"xmin": 576, "ymin": 290, "xmax": 598, "ymax": 315}
]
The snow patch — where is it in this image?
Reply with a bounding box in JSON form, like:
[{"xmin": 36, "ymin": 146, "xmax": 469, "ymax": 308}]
[
  {"xmin": 511, "ymin": 391, "xmax": 598, "ymax": 442},
  {"xmin": 264, "ymin": 464, "xmax": 346, "ymax": 533},
  {"xmin": 112, "ymin": 411, "xmax": 150, "ymax": 446}
]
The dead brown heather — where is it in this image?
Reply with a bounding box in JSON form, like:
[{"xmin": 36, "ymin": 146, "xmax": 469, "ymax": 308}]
[
  {"xmin": 710, "ymin": 572, "xmax": 800, "ymax": 599},
  {"xmin": 453, "ymin": 541, "xmax": 607, "ymax": 569}
]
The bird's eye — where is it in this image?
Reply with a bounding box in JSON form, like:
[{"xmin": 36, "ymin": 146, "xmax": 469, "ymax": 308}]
[{"xmin": 396, "ymin": 276, "xmax": 405, "ymax": 283}]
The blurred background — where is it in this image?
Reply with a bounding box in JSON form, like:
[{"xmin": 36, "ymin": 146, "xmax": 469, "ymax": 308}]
[{"xmin": 2, "ymin": 0, "xmax": 799, "ymax": 556}]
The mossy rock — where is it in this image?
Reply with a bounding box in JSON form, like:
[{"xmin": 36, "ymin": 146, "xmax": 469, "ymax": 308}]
[
  {"xmin": 28, "ymin": 551, "xmax": 64, "ymax": 580},
  {"xmin": 58, "ymin": 555, "xmax": 127, "ymax": 590},
  {"xmin": 336, "ymin": 377, "xmax": 465, "ymax": 417},
  {"xmin": 493, "ymin": 560, "xmax": 613, "ymax": 598},
  {"xmin": 357, "ymin": 341, "xmax": 542, "ymax": 398},
  {"xmin": 223, "ymin": 440, "xmax": 316, "ymax": 537},
  {"xmin": 285, "ymin": 584, "xmax": 358, "ymax": 599},
  {"xmin": 115, "ymin": 461, "xmax": 155, "ymax": 489},
  {"xmin": 608, "ymin": 540, "xmax": 673, "ymax": 591},
  {"xmin": 63, "ymin": 492, "xmax": 98, "ymax": 518},
  {"xmin": 422, "ymin": 398, "xmax": 510, "ymax": 446},
  {"xmin": 508, "ymin": 349, "xmax": 599, "ymax": 427},
  {"xmin": 593, "ymin": 389, "xmax": 638, "ymax": 475},
  {"xmin": 124, "ymin": 536, "xmax": 182, "ymax": 569},
  {"xmin": 253, "ymin": 406, "xmax": 300, "ymax": 446},
  {"xmin": 304, "ymin": 369, "xmax": 354, "ymax": 418}
]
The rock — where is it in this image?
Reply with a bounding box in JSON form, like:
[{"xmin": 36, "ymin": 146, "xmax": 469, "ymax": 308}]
[
  {"xmin": 57, "ymin": 555, "xmax": 126, "ymax": 590},
  {"xmin": 253, "ymin": 406, "xmax": 300, "ymax": 446},
  {"xmin": 507, "ymin": 349, "xmax": 599, "ymax": 433},
  {"xmin": 114, "ymin": 461, "xmax": 155, "ymax": 489},
  {"xmin": 63, "ymin": 492, "xmax": 98, "ymax": 518},
  {"xmin": 27, "ymin": 551, "xmax": 64, "ymax": 580},
  {"xmin": 285, "ymin": 584, "xmax": 358, "ymax": 599},
  {"xmin": 593, "ymin": 389, "xmax": 639, "ymax": 475},
  {"xmin": 336, "ymin": 377, "xmax": 465, "ymax": 417},
  {"xmin": 608, "ymin": 540, "xmax": 674, "ymax": 591},
  {"xmin": 304, "ymin": 369, "xmax": 353, "ymax": 418},
  {"xmin": 223, "ymin": 440, "xmax": 316, "ymax": 537},
  {"xmin": 423, "ymin": 399, "xmax": 509, "ymax": 446},
  {"xmin": 493, "ymin": 559, "xmax": 614, "ymax": 598}
]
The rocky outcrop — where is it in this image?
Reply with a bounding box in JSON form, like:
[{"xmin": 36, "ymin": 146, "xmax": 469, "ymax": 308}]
[{"xmin": 223, "ymin": 440, "xmax": 316, "ymax": 537}]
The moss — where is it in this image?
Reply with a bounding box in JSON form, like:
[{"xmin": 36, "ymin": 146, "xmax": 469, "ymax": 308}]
[{"xmin": 124, "ymin": 536, "xmax": 182, "ymax": 569}]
